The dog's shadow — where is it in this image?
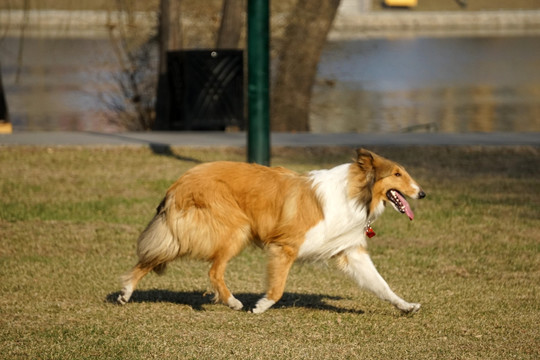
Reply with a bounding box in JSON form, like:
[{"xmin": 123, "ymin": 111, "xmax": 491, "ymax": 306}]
[{"xmin": 105, "ymin": 290, "xmax": 364, "ymax": 314}]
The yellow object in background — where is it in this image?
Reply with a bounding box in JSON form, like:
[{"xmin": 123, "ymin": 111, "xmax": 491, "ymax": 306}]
[
  {"xmin": 0, "ymin": 121, "xmax": 12, "ymax": 134},
  {"xmin": 385, "ymin": 0, "xmax": 418, "ymax": 7}
]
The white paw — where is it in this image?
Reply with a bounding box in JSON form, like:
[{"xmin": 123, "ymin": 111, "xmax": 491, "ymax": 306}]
[
  {"xmin": 227, "ymin": 296, "xmax": 244, "ymax": 311},
  {"xmin": 116, "ymin": 285, "xmax": 132, "ymax": 305},
  {"xmin": 251, "ymin": 297, "xmax": 275, "ymax": 314},
  {"xmin": 400, "ymin": 302, "xmax": 421, "ymax": 314},
  {"xmin": 117, "ymin": 293, "xmax": 129, "ymax": 305}
]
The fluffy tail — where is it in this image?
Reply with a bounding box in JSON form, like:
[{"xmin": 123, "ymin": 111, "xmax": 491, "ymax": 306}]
[{"xmin": 136, "ymin": 196, "xmax": 180, "ymax": 275}]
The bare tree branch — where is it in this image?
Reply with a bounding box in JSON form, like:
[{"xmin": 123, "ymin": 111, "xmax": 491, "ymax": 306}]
[{"xmin": 15, "ymin": 0, "xmax": 30, "ymax": 83}]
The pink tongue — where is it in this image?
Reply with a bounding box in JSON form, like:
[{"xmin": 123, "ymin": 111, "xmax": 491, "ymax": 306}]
[{"xmin": 395, "ymin": 191, "xmax": 414, "ymax": 220}]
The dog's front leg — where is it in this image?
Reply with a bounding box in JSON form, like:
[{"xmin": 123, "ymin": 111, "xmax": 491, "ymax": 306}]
[
  {"xmin": 336, "ymin": 247, "xmax": 420, "ymax": 314},
  {"xmin": 252, "ymin": 243, "xmax": 297, "ymax": 314}
]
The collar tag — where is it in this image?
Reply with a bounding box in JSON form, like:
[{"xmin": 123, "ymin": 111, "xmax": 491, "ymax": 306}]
[{"xmin": 365, "ymin": 226, "xmax": 376, "ymax": 238}]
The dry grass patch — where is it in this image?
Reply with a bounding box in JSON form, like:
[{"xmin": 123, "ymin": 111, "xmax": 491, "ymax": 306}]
[{"xmin": 1, "ymin": 145, "xmax": 539, "ymax": 359}]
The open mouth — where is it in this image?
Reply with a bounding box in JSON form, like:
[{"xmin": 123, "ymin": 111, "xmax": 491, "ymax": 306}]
[{"xmin": 386, "ymin": 190, "xmax": 414, "ymax": 220}]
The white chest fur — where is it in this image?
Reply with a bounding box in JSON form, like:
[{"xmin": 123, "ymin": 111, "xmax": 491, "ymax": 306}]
[{"xmin": 298, "ymin": 164, "xmax": 374, "ymax": 261}]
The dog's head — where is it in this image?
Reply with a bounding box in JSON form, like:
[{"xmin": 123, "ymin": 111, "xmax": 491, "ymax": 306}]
[{"xmin": 355, "ymin": 148, "xmax": 425, "ymax": 220}]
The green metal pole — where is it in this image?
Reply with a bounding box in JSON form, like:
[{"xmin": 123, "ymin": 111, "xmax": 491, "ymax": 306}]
[{"xmin": 247, "ymin": 0, "xmax": 270, "ymax": 165}]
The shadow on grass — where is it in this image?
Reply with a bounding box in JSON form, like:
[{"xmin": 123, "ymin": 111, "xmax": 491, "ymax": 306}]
[
  {"xmin": 105, "ymin": 290, "xmax": 364, "ymax": 314},
  {"xmin": 148, "ymin": 143, "xmax": 201, "ymax": 163},
  {"xmin": 85, "ymin": 132, "xmax": 201, "ymax": 163}
]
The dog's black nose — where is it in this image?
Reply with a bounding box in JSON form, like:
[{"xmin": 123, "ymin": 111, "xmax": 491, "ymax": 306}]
[{"xmin": 418, "ymin": 191, "xmax": 426, "ymax": 199}]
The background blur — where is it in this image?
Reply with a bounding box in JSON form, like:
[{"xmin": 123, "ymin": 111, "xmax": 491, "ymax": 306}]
[{"xmin": 1, "ymin": 0, "xmax": 539, "ymax": 133}]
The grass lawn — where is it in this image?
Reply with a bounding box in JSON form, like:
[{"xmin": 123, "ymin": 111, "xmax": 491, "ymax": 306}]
[{"xmin": 0, "ymin": 145, "xmax": 539, "ymax": 359}]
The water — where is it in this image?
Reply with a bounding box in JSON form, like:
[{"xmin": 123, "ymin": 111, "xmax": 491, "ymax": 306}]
[
  {"xmin": 2, "ymin": 34, "xmax": 540, "ymax": 133},
  {"xmin": 0, "ymin": 36, "xmax": 121, "ymax": 132},
  {"xmin": 312, "ymin": 35, "xmax": 540, "ymax": 133}
]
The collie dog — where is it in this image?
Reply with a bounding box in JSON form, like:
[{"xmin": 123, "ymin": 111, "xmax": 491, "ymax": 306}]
[{"xmin": 117, "ymin": 148, "xmax": 425, "ymax": 314}]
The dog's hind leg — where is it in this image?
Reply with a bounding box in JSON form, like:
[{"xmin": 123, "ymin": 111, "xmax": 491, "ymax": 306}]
[
  {"xmin": 252, "ymin": 244, "xmax": 297, "ymax": 314},
  {"xmin": 117, "ymin": 211, "xmax": 179, "ymax": 305},
  {"xmin": 208, "ymin": 229, "xmax": 250, "ymax": 310},
  {"xmin": 336, "ymin": 247, "xmax": 421, "ymax": 314},
  {"xmin": 117, "ymin": 263, "xmax": 154, "ymax": 305},
  {"xmin": 209, "ymin": 253, "xmax": 244, "ymax": 311}
]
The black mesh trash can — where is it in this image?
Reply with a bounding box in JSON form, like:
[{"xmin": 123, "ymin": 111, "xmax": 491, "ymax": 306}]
[{"xmin": 167, "ymin": 50, "xmax": 244, "ymax": 130}]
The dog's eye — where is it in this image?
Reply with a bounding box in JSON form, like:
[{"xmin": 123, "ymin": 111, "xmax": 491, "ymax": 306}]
[{"xmin": 394, "ymin": 172, "xmax": 401, "ymax": 177}]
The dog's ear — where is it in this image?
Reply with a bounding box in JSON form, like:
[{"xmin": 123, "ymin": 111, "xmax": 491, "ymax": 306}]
[{"xmin": 356, "ymin": 148, "xmax": 374, "ymax": 170}]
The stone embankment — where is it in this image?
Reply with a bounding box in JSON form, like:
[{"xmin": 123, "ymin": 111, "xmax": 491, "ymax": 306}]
[
  {"xmin": 331, "ymin": 10, "xmax": 540, "ymax": 39},
  {"xmin": 2, "ymin": 9, "xmax": 540, "ymax": 38}
]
